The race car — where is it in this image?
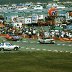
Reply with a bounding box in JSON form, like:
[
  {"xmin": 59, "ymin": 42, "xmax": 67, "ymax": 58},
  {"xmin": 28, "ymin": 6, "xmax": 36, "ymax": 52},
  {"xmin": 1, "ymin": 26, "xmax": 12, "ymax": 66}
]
[
  {"xmin": 0, "ymin": 42, "xmax": 20, "ymax": 51},
  {"xmin": 5, "ymin": 34, "xmax": 22, "ymax": 41},
  {"xmin": 38, "ymin": 37, "xmax": 55, "ymax": 44}
]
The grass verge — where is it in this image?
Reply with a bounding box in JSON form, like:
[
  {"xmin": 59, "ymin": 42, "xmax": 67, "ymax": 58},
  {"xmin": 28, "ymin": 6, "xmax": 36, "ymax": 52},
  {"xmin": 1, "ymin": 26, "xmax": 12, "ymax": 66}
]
[{"xmin": 0, "ymin": 51, "xmax": 72, "ymax": 72}]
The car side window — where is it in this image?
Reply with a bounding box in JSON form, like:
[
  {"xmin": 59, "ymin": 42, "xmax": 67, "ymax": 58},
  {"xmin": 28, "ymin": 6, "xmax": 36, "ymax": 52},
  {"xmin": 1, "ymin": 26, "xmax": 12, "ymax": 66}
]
[
  {"xmin": 6, "ymin": 43, "xmax": 12, "ymax": 46},
  {"xmin": 0, "ymin": 43, "xmax": 4, "ymax": 46}
]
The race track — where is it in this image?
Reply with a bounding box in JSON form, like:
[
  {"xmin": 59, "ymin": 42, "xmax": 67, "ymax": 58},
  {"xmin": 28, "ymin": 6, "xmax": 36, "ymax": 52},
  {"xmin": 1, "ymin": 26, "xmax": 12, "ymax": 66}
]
[{"xmin": 5, "ymin": 39, "xmax": 72, "ymax": 53}]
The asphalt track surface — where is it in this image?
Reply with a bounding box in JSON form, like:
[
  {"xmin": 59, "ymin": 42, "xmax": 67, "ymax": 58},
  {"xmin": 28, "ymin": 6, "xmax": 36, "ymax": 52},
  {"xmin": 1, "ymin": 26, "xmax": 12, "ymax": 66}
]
[{"xmin": 1, "ymin": 39, "xmax": 71, "ymax": 53}]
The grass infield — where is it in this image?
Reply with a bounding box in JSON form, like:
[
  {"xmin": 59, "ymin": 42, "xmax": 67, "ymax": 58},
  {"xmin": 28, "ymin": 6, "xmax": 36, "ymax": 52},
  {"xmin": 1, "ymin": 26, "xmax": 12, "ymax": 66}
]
[{"xmin": 0, "ymin": 51, "xmax": 72, "ymax": 72}]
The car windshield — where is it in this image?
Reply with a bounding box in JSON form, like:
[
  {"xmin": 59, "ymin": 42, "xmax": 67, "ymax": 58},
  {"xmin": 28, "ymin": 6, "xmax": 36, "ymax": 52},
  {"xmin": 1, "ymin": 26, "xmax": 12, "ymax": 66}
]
[
  {"xmin": 5, "ymin": 42, "xmax": 12, "ymax": 46},
  {"xmin": 0, "ymin": 43, "xmax": 4, "ymax": 46}
]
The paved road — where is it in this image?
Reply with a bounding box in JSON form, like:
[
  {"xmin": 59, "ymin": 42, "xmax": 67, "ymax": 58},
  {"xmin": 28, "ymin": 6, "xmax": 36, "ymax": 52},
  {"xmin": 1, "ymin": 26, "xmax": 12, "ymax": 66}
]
[{"xmin": 7, "ymin": 39, "xmax": 72, "ymax": 53}]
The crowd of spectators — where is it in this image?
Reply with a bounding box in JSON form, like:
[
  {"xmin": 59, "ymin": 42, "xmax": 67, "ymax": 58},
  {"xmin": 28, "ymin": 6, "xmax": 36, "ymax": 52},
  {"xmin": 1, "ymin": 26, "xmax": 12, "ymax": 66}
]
[{"xmin": 0, "ymin": 23, "xmax": 72, "ymax": 39}]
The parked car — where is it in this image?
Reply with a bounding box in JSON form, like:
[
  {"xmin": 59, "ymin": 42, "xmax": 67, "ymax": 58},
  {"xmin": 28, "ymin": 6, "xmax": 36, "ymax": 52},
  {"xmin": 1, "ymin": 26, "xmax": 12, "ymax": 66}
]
[
  {"xmin": 38, "ymin": 37, "xmax": 55, "ymax": 44},
  {"xmin": 5, "ymin": 34, "xmax": 22, "ymax": 41},
  {"xmin": 0, "ymin": 42, "xmax": 20, "ymax": 51}
]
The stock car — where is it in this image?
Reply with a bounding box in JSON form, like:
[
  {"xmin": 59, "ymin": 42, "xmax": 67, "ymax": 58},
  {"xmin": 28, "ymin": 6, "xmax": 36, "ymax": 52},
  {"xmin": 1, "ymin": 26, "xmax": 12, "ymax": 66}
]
[
  {"xmin": 38, "ymin": 37, "xmax": 55, "ymax": 44},
  {"xmin": 0, "ymin": 42, "xmax": 20, "ymax": 51},
  {"xmin": 5, "ymin": 34, "xmax": 22, "ymax": 41}
]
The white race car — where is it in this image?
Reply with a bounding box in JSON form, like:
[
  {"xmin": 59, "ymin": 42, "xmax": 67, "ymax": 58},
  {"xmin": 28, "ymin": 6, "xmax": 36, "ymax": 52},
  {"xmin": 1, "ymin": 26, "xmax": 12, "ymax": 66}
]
[
  {"xmin": 38, "ymin": 37, "xmax": 55, "ymax": 44},
  {"xmin": 0, "ymin": 42, "xmax": 20, "ymax": 51}
]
